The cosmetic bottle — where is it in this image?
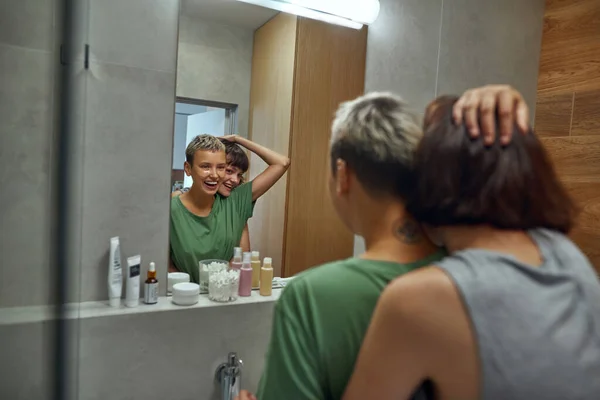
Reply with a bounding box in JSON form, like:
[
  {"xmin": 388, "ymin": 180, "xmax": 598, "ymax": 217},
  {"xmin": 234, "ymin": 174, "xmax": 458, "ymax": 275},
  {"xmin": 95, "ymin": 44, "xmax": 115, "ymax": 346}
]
[
  {"xmin": 260, "ymin": 257, "xmax": 273, "ymax": 297},
  {"xmin": 251, "ymin": 251, "xmax": 261, "ymax": 288},
  {"xmin": 231, "ymin": 247, "xmax": 243, "ymax": 270},
  {"xmin": 108, "ymin": 236, "xmax": 122, "ymax": 307},
  {"xmin": 144, "ymin": 261, "xmax": 158, "ymax": 304},
  {"xmin": 238, "ymin": 252, "xmax": 253, "ymax": 296},
  {"xmin": 125, "ymin": 255, "xmax": 141, "ymax": 307}
]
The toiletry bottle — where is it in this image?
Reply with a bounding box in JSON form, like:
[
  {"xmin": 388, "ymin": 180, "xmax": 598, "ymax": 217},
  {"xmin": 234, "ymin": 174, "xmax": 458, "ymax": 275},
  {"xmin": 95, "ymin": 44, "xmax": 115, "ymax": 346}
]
[
  {"xmin": 260, "ymin": 257, "xmax": 274, "ymax": 297},
  {"xmin": 231, "ymin": 247, "xmax": 243, "ymax": 270},
  {"xmin": 108, "ymin": 236, "xmax": 122, "ymax": 307},
  {"xmin": 239, "ymin": 252, "xmax": 253, "ymax": 296},
  {"xmin": 125, "ymin": 255, "xmax": 141, "ymax": 308},
  {"xmin": 144, "ymin": 261, "xmax": 159, "ymax": 304},
  {"xmin": 251, "ymin": 251, "xmax": 261, "ymax": 288}
]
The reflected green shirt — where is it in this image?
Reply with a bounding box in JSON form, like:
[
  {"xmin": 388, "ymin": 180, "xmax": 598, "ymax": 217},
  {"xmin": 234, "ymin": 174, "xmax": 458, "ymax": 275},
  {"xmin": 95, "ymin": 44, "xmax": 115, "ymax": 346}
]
[
  {"xmin": 257, "ymin": 252, "xmax": 446, "ymax": 400},
  {"xmin": 169, "ymin": 182, "xmax": 254, "ymax": 283}
]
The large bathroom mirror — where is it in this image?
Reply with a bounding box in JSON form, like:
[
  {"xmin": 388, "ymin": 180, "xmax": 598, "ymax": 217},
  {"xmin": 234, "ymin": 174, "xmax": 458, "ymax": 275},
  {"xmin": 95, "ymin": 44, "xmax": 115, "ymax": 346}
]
[{"xmin": 169, "ymin": 0, "xmax": 368, "ymax": 288}]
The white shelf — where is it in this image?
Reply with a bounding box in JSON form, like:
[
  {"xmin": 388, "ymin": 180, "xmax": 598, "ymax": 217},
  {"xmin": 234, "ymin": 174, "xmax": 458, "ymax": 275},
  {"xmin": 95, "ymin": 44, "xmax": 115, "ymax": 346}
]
[{"xmin": 0, "ymin": 288, "xmax": 283, "ymax": 325}]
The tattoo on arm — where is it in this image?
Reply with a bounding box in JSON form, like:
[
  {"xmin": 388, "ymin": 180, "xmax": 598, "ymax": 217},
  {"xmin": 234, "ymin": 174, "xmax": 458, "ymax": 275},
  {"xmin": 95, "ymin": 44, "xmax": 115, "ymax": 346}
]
[{"xmin": 394, "ymin": 219, "xmax": 422, "ymax": 244}]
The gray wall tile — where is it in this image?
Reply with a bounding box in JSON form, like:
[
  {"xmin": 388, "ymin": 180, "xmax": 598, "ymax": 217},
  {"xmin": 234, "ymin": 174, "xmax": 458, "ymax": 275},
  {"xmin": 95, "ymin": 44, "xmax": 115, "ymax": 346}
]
[
  {"xmin": 0, "ymin": 44, "xmax": 54, "ymax": 307},
  {"xmin": 79, "ymin": 61, "xmax": 175, "ymax": 302},
  {"xmin": 358, "ymin": 0, "xmax": 545, "ymax": 255},
  {"xmin": 0, "ymin": 321, "xmax": 52, "ymax": 399},
  {"xmin": 177, "ymin": 16, "xmax": 253, "ymax": 138},
  {"xmin": 77, "ymin": 303, "xmax": 274, "ymax": 400},
  {"xmin": 0, "ymin": 0, "xmax": 54, "ymax": 51},
  {"xmin": 0, "ymin": 318, "xmax": 81, "ymax": 400},
  {"xmin": 365, "ymin": 0, "xmax": 443, "ymax": 111},
  {"xmin": 88, "ymin": 0, "xmax": 180, "ymax": 72},
  {"xmin": 436, "ymin": 0, "xmax": 545, "ymax": 116}
]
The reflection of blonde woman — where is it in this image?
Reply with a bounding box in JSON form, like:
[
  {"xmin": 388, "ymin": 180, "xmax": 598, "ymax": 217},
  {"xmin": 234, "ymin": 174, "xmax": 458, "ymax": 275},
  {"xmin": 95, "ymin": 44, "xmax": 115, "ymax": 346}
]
[
  {"xmin": 170, "ymin": 134, "xmax": 289, "ymax": 283},
  {"xmin": 172, "ymin": 139, "xmax": 252, "ymax": 252},
  {"xmin": 343, "ymin": 96, "xmax": 600, "ymax": 400}
]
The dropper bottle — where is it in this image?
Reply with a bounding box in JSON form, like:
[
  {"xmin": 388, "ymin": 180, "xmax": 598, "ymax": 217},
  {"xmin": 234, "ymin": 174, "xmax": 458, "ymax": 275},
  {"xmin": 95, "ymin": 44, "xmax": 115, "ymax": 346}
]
[
  {"xmin": 239, "ymin": 252, "xmax": 253, "ymax": 297},
  {"xmin": 144, "ymin": 262, "xmax": 158, "ymax": 304},
  {"xmin": 231, "ymin": 247, "xmax": 243, "ymax": 270},
  {"xmin": 260, "ymin": 257, "xmax": 273, "ymax": 296}
]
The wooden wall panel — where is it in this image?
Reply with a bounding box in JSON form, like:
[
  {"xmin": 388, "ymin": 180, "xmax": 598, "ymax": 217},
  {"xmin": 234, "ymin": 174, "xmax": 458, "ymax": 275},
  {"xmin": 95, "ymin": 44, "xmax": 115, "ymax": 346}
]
[
  {"xmin": 571, "ymin": 89, "xmax": 600, "ymax": 136},
  {"xmin": 537, "ymin": 0, "xmax": 600, "ymax": 95},
  {"xmin": 247, "ymin": 13, "xmax": 297, "ymax": 277},
  {"xmin": 541, "ymin": 136, "xmax": 600, "ymax": 182},
  {"xmin": 536, "ymin": 0, "xmax": 600, "ymax": 273},
  {"xmin": 283, "ymin": 19, "xmax": 367, "ymax": 277},
  {"xmin": 534, "ymin": 92, "xmax": 573, "ymax": 137}
]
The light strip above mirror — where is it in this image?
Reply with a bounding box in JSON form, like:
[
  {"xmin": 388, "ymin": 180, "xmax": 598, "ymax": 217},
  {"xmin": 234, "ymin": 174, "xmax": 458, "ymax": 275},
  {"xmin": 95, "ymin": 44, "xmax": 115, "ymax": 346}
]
[{"xmin": 234, "ymin": 0, "xmax": 380, "ymax": 29}]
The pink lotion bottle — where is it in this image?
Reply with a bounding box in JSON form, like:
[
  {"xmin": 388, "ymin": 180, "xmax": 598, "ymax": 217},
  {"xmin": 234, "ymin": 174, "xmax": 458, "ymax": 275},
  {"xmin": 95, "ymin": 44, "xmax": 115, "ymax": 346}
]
[
  {"xmin": 239, "ymin": 252, "xmax": 253, "ymax": 297},
  {"xmin": 231, "ymin": 247, "xmax": 243, "ymax": 270}
]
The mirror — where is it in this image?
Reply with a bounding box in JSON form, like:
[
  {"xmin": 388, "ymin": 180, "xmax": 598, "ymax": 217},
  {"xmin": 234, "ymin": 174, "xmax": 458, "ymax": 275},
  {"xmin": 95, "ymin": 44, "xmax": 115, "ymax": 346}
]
[
  {"xmin": 170, "ymin": 0, "xmax": 284, "ymax": 294},
  {"xmin": 169, "ymin": 0, "xmax": 368, "ymax": 295}
]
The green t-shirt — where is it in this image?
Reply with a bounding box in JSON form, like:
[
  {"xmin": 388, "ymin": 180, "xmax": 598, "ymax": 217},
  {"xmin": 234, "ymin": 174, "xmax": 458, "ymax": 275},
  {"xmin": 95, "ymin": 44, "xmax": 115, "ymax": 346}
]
[
  {"xmin": 169, "ymin": 182, "xmax": 254, "ymax": 283},
  {"xmin": 257, "ymin": 251, "xmax": 446, "ymax": 400}
]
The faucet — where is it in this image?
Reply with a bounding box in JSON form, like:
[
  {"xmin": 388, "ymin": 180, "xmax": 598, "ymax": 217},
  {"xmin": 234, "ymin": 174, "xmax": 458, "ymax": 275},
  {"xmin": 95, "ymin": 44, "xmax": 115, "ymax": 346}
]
[{"xmin": 215, "ymin": 352, "xmax": 243, "ymax": 400}]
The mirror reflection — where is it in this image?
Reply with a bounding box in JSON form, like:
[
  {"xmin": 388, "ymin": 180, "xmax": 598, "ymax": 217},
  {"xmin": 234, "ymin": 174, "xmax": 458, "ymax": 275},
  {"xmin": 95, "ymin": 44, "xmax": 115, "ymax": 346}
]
[
  {"xmin": 168, "ymin": 0, "xmax": 292, "ymax": 297},
  {"xmin": 167, "ymin": 0, "xmax": 368, "ymax": 299}
]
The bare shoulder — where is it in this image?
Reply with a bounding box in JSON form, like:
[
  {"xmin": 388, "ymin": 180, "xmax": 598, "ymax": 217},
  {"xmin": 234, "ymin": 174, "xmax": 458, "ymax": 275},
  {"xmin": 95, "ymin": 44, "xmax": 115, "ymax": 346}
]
[
  {"xmin": 382, "ymin": 266, "xmax": 480, "ymax": 398},
  {"xmin": 381, "ymin": 266, "xmax": 459, "ymax": 318}
]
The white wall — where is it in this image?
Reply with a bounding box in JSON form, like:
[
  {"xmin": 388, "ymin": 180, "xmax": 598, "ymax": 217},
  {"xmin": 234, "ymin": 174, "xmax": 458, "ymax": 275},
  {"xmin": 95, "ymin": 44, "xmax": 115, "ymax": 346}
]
[
  {"xmin": 177, "ymin": 16, "xmax": 254, "ymax": 138},
  {"xmin": 172, "ymin": 113, "xmax": 189, "ymax": 169}
]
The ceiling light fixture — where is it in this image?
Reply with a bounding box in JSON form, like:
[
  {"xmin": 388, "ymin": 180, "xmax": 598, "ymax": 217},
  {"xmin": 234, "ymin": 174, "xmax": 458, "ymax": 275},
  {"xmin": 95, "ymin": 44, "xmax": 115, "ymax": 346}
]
[{"xmin": 235, "ymin": 0, "xmax": 380, "ymax": 29}]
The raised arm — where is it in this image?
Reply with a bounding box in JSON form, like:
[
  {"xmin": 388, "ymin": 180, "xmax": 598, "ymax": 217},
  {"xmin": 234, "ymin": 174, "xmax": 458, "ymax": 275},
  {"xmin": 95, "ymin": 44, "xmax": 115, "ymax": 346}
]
[
  {"xmin": 240, "ymin": 223, "xmax": 251, "ymax": 253},
  {"xmin": 222, "ymin": 135, "xmax": 290, "ymax": 202}
]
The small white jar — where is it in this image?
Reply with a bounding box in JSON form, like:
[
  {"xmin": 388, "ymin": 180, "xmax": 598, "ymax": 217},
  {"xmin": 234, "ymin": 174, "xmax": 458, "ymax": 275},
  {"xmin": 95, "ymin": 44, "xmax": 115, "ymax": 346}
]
[
  {"xmin": 172, "ymin": 282, "xmax": 200, "ymax": 306},
  {"xmin": 167, "ymin": 272, "xmax": 190, "ymax": 295}
]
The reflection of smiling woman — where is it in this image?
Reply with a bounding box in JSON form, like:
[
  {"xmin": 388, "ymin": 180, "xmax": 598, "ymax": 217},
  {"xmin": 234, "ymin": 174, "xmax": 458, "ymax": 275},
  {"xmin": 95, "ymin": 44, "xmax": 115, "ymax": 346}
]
[{"xmin": 169, "ymin": 134, "xmax": 290, "ymax": 283}]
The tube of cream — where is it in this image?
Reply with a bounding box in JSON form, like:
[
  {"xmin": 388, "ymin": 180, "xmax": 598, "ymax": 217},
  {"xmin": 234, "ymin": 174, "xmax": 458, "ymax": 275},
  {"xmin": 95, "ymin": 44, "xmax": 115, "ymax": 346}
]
[
  {"xmin": 108, "ymin": 237, "xmax": 122, "ymax": 307},
  {"xmin": 125, "ymin": 255, "xmax": 141, "ymax": 308}
]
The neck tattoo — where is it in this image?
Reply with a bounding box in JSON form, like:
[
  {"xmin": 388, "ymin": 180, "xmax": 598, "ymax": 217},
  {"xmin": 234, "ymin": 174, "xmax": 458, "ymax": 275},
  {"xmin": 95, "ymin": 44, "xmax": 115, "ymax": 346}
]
[{"xmin": 394, "ymin": 219, "xmax": 422, "ymax": 244}]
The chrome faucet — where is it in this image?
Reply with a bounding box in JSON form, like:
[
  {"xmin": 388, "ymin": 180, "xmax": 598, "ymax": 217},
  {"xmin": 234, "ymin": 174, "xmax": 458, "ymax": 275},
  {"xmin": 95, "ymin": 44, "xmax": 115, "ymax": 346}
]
[{"xmin": 215, "ymin": 352, "xmax": 243, "ymax": 400}]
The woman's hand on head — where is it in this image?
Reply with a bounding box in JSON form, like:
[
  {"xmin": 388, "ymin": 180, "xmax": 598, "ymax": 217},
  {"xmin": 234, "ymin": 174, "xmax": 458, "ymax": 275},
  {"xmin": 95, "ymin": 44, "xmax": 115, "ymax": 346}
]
[
  {"xmin": 453, "ymin": 85, "xmax": 530, "ymax": 146},
  {"xmin": 220, "ymin": 135, "xmax": 238, "ymax": 143}
]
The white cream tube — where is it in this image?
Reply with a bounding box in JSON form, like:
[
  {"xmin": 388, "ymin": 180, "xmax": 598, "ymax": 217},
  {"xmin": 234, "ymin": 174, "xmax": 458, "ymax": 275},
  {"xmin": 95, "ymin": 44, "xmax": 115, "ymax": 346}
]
[
  {"xmin": 108, "ymin": 237, "xmax": 122, "ymax": 307},
  {"xmin": 125, "ymin": 255, "xmax": 141, "ymax": 307}
]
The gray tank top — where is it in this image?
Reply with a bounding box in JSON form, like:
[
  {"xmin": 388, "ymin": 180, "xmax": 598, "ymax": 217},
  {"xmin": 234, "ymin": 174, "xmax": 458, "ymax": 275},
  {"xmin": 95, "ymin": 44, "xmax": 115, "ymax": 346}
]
[{"xmin": 434, "ymin": 228, "xmax": 600, "ymax": 400}]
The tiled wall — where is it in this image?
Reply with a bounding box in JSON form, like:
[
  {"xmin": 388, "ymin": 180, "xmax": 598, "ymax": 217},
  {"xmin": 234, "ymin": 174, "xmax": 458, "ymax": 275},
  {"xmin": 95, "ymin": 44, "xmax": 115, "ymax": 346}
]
[
  {"xmin": 0, "ymin": 0, "xmax": 180, "ymax": 306},
  {"xmin": 0, "ymin": 0, "xmax": 57, "ymax": 307},
  {"xmin": 354, "ymin": 0, "xmax": 546, "ymax": 254},
  {"xmin": 0, "ymin": 301, "xmax": 275, "ymax": 400},
  {"xmin": 77, "ymin": 0, "xmax": 180, "ymax": 303},
  {"xmin": 177, "ymin": 15, "xmax": 254, "ymax": 138}
]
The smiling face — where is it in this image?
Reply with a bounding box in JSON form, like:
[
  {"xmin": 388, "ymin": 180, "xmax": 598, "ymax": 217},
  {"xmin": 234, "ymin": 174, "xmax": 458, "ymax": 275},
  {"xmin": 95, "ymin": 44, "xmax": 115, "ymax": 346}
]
[
  {"xmin": 218, "ymin": 164, "xmax": 245, "ymax": 197},
  {"xmin": 184, "ymin": 149, "xmax": 227, "ymax": 196}
]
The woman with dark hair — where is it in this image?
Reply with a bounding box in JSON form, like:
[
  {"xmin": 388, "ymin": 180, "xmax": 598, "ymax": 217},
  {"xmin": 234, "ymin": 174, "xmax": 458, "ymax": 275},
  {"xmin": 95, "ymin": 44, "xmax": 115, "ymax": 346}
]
[{"xmin": 342, "ymin": 96, "xmax": 600, "ymax": 400}]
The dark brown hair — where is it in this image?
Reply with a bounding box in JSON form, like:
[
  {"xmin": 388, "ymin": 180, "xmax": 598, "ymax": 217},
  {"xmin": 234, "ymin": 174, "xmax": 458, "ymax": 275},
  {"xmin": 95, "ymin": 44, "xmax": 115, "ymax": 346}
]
[
  {"xmin": 222, "ymin": 140, "xmax": 249, "ymax": 173},
  {"xmin": 406, "ymin": 96, "xmax": 577, "ymax": 233}
]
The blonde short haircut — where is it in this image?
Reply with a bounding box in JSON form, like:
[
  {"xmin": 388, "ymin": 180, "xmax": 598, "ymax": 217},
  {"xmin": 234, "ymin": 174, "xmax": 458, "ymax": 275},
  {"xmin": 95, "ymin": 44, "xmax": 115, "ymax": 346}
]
[
  {"xmin": 330, "ymin": 92, "xmax": 423, "ymax": 199},
  {"xmin": 185, "ymin": 134, "xmax": 226, "ymax": 164}
]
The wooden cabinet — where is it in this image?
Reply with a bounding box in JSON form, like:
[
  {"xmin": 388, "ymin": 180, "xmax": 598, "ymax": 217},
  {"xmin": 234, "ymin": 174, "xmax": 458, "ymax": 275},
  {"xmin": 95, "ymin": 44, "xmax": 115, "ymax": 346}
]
[{"xmin": 247, "ymin": 14, "xmax": 367, "ymax": 277}]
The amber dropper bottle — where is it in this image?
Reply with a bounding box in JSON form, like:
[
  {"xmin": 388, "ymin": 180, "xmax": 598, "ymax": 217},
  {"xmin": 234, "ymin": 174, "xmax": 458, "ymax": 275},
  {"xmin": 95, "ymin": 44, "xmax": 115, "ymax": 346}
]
[{"xmin": 144, "ymin": 262, "xmax": 159, "ymax": 304}]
